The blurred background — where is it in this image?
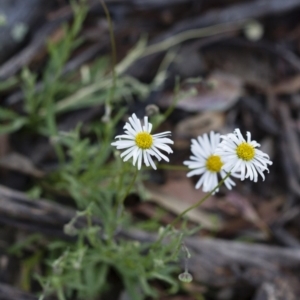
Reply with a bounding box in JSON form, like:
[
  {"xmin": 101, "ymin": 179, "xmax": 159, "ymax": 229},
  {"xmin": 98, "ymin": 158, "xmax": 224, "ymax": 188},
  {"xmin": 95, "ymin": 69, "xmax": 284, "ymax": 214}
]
[{"xmin": 1, "ymin": 0, "xmax": 300, "ymax": 299}]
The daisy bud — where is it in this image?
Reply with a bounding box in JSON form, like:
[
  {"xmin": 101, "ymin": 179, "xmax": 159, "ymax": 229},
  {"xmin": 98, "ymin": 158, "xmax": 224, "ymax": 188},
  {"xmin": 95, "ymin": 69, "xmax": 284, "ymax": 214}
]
[
  {"xmin": 178, "ymin": 272, "xmax": 193, "ymax": 283},
  {"xmin": 145, "ymin": 104, "xmax": 160, "ymax": 116}
]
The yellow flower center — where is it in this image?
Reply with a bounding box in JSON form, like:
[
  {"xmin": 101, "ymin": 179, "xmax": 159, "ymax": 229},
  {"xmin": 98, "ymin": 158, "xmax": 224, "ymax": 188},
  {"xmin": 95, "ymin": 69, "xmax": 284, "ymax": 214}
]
[
  {"xmin": 236, "ymin": 142, "xmax": 255, "ymax": 161},
  {"xmin": 135, "ymin": 132, "xmax": 153, "ymax": 149},
  {"xmin": 206, "ymin": 155, "xmax": 223, "ymax": 172}
]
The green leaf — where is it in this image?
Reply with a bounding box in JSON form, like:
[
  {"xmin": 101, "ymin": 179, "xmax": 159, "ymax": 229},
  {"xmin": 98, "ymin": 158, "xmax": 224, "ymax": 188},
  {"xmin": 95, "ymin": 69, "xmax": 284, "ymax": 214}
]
[{"xmin": 0, "ymin": 118, "xmax": 27, "ymax": 134}]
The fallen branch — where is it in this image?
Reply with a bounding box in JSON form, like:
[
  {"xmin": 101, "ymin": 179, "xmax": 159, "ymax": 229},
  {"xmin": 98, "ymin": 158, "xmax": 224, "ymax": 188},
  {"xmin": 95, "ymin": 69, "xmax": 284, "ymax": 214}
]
[
  {"xmin": 1, "ymin": 184, "xmax": 300, "ymax": 291},
  {"xmin": 0, "ymin": 282, "xmax": 54, "ymax": 300},
  {"xmin": 127, "ymin": 0, "xmax": 300, "ymax": 78}
]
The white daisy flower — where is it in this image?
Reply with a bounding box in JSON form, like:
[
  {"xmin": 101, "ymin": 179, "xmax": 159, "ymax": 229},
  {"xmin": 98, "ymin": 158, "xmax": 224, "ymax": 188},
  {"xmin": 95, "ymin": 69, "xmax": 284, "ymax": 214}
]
[
  {"xmin": 183, "ymin": 131, "xmax": 237, "ymax": 193},
  {"xmin": 216, "ymin": 128, "xmax": 272, "ymax": 182},
  {"xmin": 111, "ymin": 113, "xmax": 173, "ymax": 170}
]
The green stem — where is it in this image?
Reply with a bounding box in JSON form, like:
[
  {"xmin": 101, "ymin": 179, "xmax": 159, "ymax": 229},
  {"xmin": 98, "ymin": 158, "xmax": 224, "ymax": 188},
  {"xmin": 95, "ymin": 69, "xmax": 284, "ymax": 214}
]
[
  {"xmin": 46, "ymin": 95, "xmax": 65, "ymax": 164},
  {"xmin": 99, "ymin": 0, "xmax": 117, "ymax": 112},
  {"xmin": 121, "ymin": 168, "xmax": 138, "ymax": 206},
  {"xmin": 110, "ymin": 168, "xmax": 139, "ymax": 241},
  {"xmin": 170, "ymin": 172, "xmax": 231, "ymax": 227},
  {"xmin": 164, "ymin": 76, "xmax": 180, "ymax": 121},
  {"xmin": 141, "ymin": 22, "xmax": 245, "ymax": 57},
  {"xmin": 57, "ymin": 287, "xmax": 66, "ymax": 300},
  {"xmin": 153, "ymin": 77, "xmax": 180, "ymax": 131},
  {"xmin": 152, "ymin": 172, "xmax": 231, "ymax": 248},
  {"xmin": 157, "ymin": 164, "xmax": 188, "ymax": 171},
  {"xmin": 86, "ymin": 207, "xmax": 92, "ymax": 229},
  {"xmin": 114, "ymin": 168, "xmax": 139, "ymax": 215},
  {"xmin": 116, "ymin": 159, "xmax": 127, "ymax": 198}
]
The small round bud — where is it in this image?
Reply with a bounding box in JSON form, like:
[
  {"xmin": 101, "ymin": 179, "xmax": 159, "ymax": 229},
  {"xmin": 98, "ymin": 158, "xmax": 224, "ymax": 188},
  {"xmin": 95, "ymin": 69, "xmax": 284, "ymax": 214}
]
[
  {"xmin": 63, "ymin": 223, "xmax": 78, "ymax": 236},
  {"xmin": 145, "ymin": 104, "xmax": 160, "ymax": 117},
  {"xmin": 73, "ymin": 261, "xmax": 81, "ymax": 270},
  {"xmin": 178, "ymin": 272, "xmax": 193, "ymax": 283},
  {"xmin": 132, "ymin": 241, "xmax": 140, "ymax": 248},
  {"xmin": 0, "ymin": 14, "xmax": 6, "ymax": 26},
  {"xmin": 11, "ymin": 22, "xmax": 28, "ymax": 42},
  {"xmin": 244, "ymin": 20, "xmax": 264, "ymax": 41},
  {"xmin": 102, "ymin": 105, "xmax": 112, "ymax": 123},
  {"xmin": 80, "ymin": 65, "xmax": 91, "ymax": 84},
  {"xmin": 101, "ymin": 115, "xmax": 110, "ymax": 123},
  {"xmin": 153, "ymin": 259, "xmax": 164, "ymax": 268},
  {"xmin": 206, "ymin": 79, "xmax": 217, "ymax": 90},
  {"xmin": 158, "ymin": 226, "xmax": 166, "ymax": 238},
  {"xmin": 52, "ymin": 261, "xmax": 63, "ymax": 275}
]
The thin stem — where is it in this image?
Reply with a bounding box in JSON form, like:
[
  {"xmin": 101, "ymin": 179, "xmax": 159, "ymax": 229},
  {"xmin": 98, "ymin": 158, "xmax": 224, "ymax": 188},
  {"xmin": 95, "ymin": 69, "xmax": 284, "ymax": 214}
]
[
  {"xmin": 111, "ymin": 168, "xmax": 139, "ymax": 240},
  {"xmin": 170, "ymin": 172, "xmax": 231, "ymax": 227},
  {"xmin": 164, "ymin": 76, "xmax": 180, "ymax": 121},
  {"xmin": 116, "ymin": 159, "xmax": 127, "ymax": 199},
  {"xmin": 157, "ymin": 164, "xmax": 188, "ymax": 171},
  {"xmin": 99, "ymin": 0, "xmax": 117, "ymax": 113},
  {"xmin": 121, "ymin": 168, "xmax": 138, "ymax": 205},
  {"xmin": 152, "ymin": 172, "xmax": 231, "ymax": 249},
  {"xmin": 141, "ymin": 21, "xmax": 246, "ymax": 58},
  {"xmin": 86, "ymin": 208, "xmax": 92, "ymax": 229},
  {"xmin": 57, "ymin": 287, "xmax": 66, "ymax": 300},
  {"xmin": 114, "ymin": 168, "xmax": 139, "ymax": 215},
  {"xmin": 153, "ymin": 76, "xmax": 180, "ymax": 131},
  {"xmin": 46, "ymin": 94, "xmax": 65, "ymax": 164}
]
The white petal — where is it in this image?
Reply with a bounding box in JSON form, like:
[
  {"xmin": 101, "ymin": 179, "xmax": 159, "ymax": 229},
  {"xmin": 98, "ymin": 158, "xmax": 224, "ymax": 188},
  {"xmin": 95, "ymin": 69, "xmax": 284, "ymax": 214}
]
[
  {"xmin": 132, "ymin": 114, "xmax": 143, "ymax": 132},
  {"xmin": 124, "ymin": 124, "xmax": 138, "ymax": 137},
  {"xmin": 113, "ymin": 141, "xmax": 135, "ymax": 149},
  {"xmin": 120, "ymin": 145, "xmax": 136, "ymax": 158},
  {"xmin": 256, "ymin": 166, "xmax": 266, "ymax": 181},
  {"xmin": 143, "ymin": 116, "xmax": 149, "ymax": 132},
  {"xmin": 184, "ymin": 161, "xmax": 205, "ymax": 169},
  {"xmin": 152, "ymin": 131, "xmax": 171, "ymax": 138},
  {"xmin": 195, "ymin": 173, "xmax": 205, "ymax": 189},
  {"xmin": 234, "ymin": 128, "xmax": 245, "ymax": 142},
  {"xmin": 132, "ymin": 148, "xmax": 140, "ymax": 165},
  {"xmin": 153, "ymin": 137, "xmax": 174, "ymax": 145},
  {"xmin": 186, "ymin": 168, "xmax": 206, "ymax": 177},
  {"xmin": 143, "ymin": 150, "xmax": 150, "ymax": 167},
  {"xmin": 137, "ymin": 150, "xmax": 143, "ymax": 170},
  {"xmin": 147, "ymin": 148, "xmax": 161, "ymax": 160},
  {"xmin": 151, "ymin": 146, "xmax": 169, "ymax": 162},
  {"xmin": 147, "ymin": 154, "xmax": 157, "ymax": 170},
  {"xmin": 153, "ymin": 142, "xmax": 173, "ymax": 154},
  {"xmin": 246, "ymin": 131, "xmax": 251, "ymax": 143},
  {"xmin": 210, "ymin": 131, "xmax": 216, "ymax": 150},
  {"xmin": 231, "ymin": 159, "xmax": 242, "ymax": 174}
]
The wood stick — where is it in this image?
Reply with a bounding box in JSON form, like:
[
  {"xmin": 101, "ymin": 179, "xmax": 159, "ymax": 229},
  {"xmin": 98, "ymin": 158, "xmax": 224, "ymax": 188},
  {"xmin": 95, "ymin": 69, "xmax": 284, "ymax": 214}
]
[
  {"xmin": 1, "ymin": 184, "xmax": 300, "ymax": 289},
  {"xmin": 0, "ymin": 282, "xmax": 54, "ymax": 300}
]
